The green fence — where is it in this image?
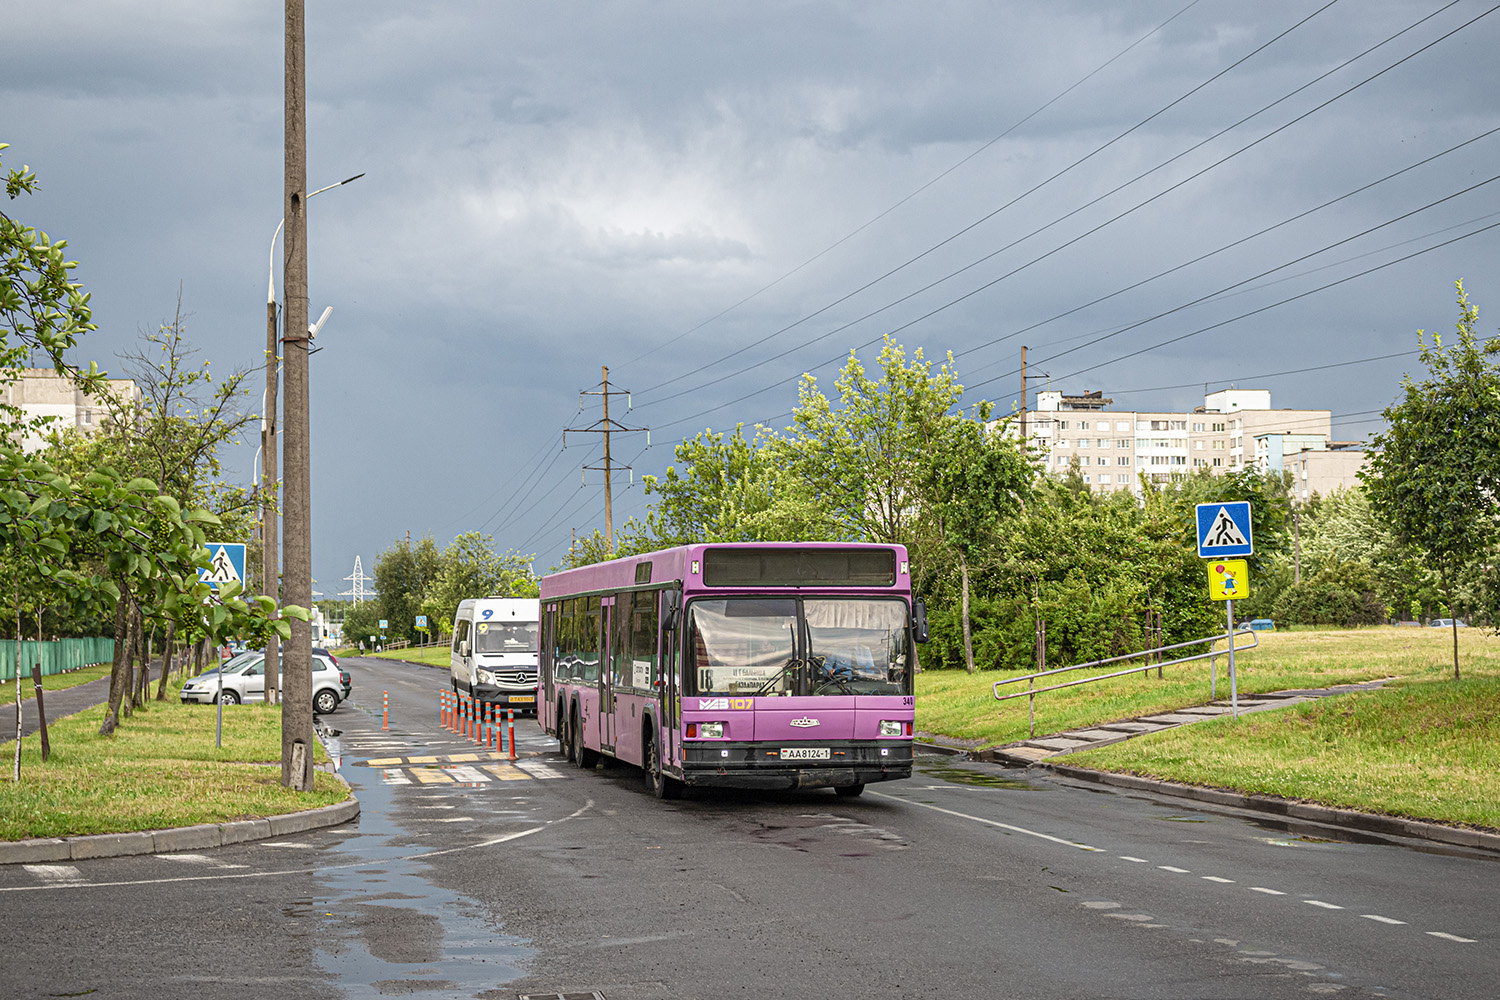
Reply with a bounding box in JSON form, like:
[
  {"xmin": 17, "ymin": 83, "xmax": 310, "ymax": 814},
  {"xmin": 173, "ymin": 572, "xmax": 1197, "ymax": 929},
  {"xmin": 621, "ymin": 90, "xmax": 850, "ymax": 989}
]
[{"xmin": 0, "ymin": 638, "xmax": 114, "ymax": 681}]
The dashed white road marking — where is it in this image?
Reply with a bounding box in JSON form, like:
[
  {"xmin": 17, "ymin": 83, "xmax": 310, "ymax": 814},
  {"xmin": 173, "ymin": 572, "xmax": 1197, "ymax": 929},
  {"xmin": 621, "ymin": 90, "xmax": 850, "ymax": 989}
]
[
  {"xmin": 155, "ymin": 854, "xmax": 248, "ymax": 870},
  {"xmin": 1201, "ymin": 876, "xmax": 1235, "ymax": 883},
  {"xmin": 1304, "ymin": 900, "xmax": 1344, "ymax": 910},
  {"xmin": 1119, "ymin": 856, "xmax": 1149, "ymax": 863},
  {"xmin": 1425, "ymin": 931, "xmax": 1476, "ymax": 943},
  {"xmin": 1250, "ymin": 887, "xmax": 1286, "ymax": 895},
  {"xmin": 869, "ymin": 791, "xmax": 1101, "ymax": 851},
  {"xmin": 23, "ymin": 864, "xmax": 83, "ymax": 884},
  {"xmin": 258, "ymin": 841, "xmax": 315, "ymax": 848},
  {"xmin": 1362, "ymin": 914, "xmax": 1407, "ymax": 925},
  {"xmin": 415, "ymin": 816, "xmax": 476, "ymax": 823},
  {"xmin": 1106, "ymin": 912, "xmax": 1156, "ymax": 922},
  {"xmin": 1158, "ymin": 865, "xmax": 1191, "ymax": 873}
]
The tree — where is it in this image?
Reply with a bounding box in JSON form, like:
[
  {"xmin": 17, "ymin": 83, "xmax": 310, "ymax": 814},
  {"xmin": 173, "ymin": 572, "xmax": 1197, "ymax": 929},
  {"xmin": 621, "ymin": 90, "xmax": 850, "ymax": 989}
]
[
  {"xmin": 787, "ymin": 337, "xmax": 965, "ymax": 549},
  {"xmin": 43, "ymin": 298, "xmax": 261, "ymax": 700},
  {"xmin": 1364, "ymin": 282, "xmax": 1500, "ymax": 678},
  {"xmin": 420, "ymin": 532, "xmax": 538, "ymax": 635},
  {"xmin": 371, "ymin": 535, "xmax": 443, "ymax": 645},
  {"xmin": 636, "ymin": 424, "xmax": 845, "ymax": 549},
  {"xmin": 923, "ymin": 407, "xmax": 1033, "ymax": 673},
  {"xmin": 2, "ymin": 144, "xmax": 303, "ymax": 747}
]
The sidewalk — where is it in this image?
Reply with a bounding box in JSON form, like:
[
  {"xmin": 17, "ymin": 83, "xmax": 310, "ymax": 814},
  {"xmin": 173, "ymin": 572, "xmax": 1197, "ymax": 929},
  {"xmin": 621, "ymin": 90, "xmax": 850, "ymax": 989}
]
[
  {"xmin": 0, "ymin": 661, "xmax": 168, "ymax": 743},
  {"xmin": 978, "ymin": 678, "xmax": 1394, "ymax": 766}
]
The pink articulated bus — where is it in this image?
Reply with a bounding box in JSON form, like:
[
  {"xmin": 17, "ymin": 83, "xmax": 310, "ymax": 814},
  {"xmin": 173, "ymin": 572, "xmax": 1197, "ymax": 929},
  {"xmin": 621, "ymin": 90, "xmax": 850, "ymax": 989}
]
[{"xmin": 539, "ymin": 542, "xmax": 929, "ymax": 799}]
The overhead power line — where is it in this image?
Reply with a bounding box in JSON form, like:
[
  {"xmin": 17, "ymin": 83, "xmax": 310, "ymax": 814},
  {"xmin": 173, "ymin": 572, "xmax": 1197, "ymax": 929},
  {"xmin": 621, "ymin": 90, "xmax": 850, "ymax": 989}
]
[
  {"xmin": 637, "ymin": 0, "xmax": 1492, "ymax": 422},
  {"xmin": 613, "ymin": 0, "xmax": 1208, "ymax": 377},
  {"xmin": 631, "ymin": 0, "xmax": 1347, "ymax": 405}
]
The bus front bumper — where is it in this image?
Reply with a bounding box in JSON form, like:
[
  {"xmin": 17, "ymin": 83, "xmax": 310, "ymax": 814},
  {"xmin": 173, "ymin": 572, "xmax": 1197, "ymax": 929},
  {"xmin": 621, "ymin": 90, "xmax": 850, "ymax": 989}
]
[{"xmin": 679, "ymin": 741, "xmax": 913, "ymax": 790}]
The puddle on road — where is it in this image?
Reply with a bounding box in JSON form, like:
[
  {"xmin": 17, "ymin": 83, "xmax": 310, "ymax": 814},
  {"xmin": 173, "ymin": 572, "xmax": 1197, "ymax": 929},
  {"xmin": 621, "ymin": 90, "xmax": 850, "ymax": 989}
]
[
  {"xmin": 312, "ymin": 744, "xmax": 534, "ymax": 997},
  {"xmin": 915, "ymin": 763, "xmax": 1042, "ymax": 790}
]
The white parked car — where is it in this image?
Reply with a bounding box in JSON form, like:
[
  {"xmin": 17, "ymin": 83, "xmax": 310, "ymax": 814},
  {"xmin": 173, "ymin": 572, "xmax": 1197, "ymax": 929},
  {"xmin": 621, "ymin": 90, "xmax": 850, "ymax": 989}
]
[{"xmin": 180, "ymin": 651, "xmax": 346, "ymax": 714}]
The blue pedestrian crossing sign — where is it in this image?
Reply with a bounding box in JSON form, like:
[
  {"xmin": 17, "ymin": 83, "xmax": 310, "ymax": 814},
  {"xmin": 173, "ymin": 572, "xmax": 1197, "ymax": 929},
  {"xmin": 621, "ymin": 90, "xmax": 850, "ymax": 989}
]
[
  {"xmin": 200, "ymin": 542, "xmax": 247, "ymax": 590},
  {"xmin": 1196, "ymin": 501, "xmax": 1253, "ymax": 558}
]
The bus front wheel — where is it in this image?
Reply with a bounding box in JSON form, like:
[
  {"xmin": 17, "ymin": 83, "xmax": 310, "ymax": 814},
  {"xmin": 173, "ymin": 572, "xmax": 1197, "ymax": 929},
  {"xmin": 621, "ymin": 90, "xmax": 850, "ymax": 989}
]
[
  {"xmin": 644, "ymin": 731, "xmax": 682, "ymax": 800},
  {"xmin": 835, "ymin": 782, "xmax": 866, "ymax": 798}
]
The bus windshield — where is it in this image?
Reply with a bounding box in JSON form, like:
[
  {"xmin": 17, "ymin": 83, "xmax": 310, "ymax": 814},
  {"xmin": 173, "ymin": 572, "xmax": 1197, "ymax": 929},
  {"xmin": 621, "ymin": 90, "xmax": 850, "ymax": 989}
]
[
  {"xmin": 688, "ymin": 597, "xmax": 910, "ymax": 697},
  {"xmin": 474, "ymin": 620, "xmax": 538, "ymax": 654}
]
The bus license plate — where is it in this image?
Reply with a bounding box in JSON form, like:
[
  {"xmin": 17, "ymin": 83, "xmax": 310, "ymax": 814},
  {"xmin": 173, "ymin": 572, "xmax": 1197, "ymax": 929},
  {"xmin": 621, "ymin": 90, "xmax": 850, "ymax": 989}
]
[
  {"xmin": 780, "ymin": 747, "xmax": 830, "ymax": 760},
  {"xmin": 509, "ymin": 695, "xmax": 535, "ymax": 703}
]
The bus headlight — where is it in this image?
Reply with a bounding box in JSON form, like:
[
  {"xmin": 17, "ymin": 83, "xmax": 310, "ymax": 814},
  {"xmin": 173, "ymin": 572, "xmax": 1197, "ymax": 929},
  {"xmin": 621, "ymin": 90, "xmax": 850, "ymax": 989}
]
[
  {"xmin": 879, "ymin": 720, "xmax": 903, "ymax": 737},
  {"xmin": 696, "ymin": 721, "xmax": 726, "ymax": 739},
  {"xmin": 477, "ymin": 669, "xmax": 496, "ymax": 685}
]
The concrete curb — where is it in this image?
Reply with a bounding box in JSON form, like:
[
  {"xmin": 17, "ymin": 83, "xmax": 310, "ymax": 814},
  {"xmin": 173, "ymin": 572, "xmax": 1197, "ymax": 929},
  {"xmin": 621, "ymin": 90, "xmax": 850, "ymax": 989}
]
[
  {"xmin": 0, "ymin": 793, "xmax": 360, "ymax": 866},
  {"xmin": 1044, "ymin": 763, "xmax": 1500, "ymax": 854}
]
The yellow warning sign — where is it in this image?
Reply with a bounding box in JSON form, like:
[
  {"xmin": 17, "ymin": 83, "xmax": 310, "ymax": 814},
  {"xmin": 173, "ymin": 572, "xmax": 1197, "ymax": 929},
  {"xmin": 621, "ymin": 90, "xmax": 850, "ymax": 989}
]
[{"xmin": 1207, "ymin": 559, "xmax": 1250, "ymax": 601}]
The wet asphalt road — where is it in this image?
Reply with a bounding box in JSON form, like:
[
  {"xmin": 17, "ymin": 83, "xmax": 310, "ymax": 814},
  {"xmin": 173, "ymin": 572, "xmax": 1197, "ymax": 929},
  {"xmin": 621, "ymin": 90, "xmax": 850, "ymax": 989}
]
[{"xmin": 0, "ymin": 654, "xmax": 1494, "ymax": 999}]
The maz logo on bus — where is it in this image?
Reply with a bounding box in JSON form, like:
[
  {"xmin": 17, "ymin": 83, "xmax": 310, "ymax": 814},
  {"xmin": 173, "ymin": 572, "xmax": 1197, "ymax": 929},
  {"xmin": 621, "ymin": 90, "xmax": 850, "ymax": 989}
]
[{"xmin": 696, "ymin": 697, "xmax": 754, "ymax": 711}]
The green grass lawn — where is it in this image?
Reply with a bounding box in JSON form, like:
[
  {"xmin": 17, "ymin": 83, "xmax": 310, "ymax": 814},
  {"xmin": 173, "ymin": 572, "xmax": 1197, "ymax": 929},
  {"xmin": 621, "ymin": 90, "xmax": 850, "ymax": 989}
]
[
  {"xmin": 1065, "ymin": 672, "xmax": 1500, "ymax": 829},
  {"xmin": 916, "ymin": 625, "xmax": 1500, "ymax": 745},
  {"xmin": 2, "ymin": 682, "xmax": 348, "ymax": 842},
  {"xmin": 362, "ymin": 644, "xmax": 449, "ymax": 668},
  {"xmin": 914, "ymin": 625, "xmax": 1500, "ymax": 830}
]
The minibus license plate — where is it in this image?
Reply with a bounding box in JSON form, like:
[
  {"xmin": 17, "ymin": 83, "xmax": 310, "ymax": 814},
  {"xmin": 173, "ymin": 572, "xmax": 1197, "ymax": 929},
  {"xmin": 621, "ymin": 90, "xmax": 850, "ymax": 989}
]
[
  {"xmin": 510, "ymin": 695, "xmax": 535, "ymax": 703},
  {"xmin": 780, "ymin": 747, "xmax": 830, "ymax": 760}
]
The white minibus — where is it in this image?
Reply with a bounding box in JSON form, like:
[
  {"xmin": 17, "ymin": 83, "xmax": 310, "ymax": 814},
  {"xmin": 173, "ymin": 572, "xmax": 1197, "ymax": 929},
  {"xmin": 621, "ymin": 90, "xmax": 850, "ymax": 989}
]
[{"xmin": 451, "ymin": 597, "xmax": 541, "ymax": 712}]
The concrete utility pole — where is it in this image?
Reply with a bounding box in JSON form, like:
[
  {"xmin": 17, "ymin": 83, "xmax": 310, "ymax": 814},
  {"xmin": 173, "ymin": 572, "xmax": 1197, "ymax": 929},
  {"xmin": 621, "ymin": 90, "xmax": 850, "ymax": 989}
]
[
  {"xmin": 1019, "ymin": 345, "xmax": 1028, "ymax": 442},
  {"xmin": 281, "ymin": 0, "xmax": 314, "ymax": 791},
  {"xmin": 565, "ymin": 366, "xmax": 647, "ymax": 554}
]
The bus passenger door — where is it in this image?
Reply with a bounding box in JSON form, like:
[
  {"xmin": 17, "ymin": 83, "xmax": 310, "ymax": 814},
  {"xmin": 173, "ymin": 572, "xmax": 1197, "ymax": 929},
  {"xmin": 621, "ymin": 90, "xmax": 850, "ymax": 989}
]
[
  {"xmin": 599, "ymin": 599, "xmax": 615, "ymax": 753},
  {"xmin": 660, "ymin": 592, "xmax": 680, "ymax": 767}
]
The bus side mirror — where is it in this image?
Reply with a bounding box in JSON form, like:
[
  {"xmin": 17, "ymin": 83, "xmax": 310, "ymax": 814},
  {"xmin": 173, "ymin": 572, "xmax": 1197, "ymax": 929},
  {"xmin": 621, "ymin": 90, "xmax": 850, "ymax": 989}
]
[
  {"xmin": 663, "ymin": 590, "xmax": 682, "ymax": 633},
  {"xmin": 912, "ymin": 599, "xmax": 930, "ymax": 644},
  {"xmin": 459, "ymin": 639, "xmax": 470, "ymax": 657}
]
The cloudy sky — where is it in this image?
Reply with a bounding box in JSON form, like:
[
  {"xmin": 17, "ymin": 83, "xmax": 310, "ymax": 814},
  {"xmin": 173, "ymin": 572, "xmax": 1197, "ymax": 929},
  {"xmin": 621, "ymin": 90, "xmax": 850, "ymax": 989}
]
[{"xmin": 7, "ymin": 1, "xmax": 1499, "ymax": 595}]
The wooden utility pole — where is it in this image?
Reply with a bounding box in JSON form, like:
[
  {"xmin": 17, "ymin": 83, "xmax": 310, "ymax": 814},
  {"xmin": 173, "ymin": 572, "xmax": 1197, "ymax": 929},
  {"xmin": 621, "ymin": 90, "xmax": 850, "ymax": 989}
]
[
  {"xmin": 280, "ymin": 0, "xmax": 314, "ymax": 791},
  {"xmin": 565, "ymin": 366, "xmax": 647, "ymax": 554}
]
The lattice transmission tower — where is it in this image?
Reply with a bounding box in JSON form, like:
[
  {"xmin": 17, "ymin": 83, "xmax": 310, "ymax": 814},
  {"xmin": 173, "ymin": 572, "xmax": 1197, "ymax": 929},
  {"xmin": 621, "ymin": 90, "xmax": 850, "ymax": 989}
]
[{"xmin": 338, "ymin": 555, "xmax": 378, "ymax": 606}]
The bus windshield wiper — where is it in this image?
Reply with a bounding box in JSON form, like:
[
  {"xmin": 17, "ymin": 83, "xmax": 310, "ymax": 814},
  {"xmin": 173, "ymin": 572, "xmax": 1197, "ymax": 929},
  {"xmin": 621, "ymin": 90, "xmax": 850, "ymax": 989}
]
[
  {"xmin": 808, "ymin": 654, "xmax": 855, "ymax": 694},
  {"xmin": 753, "ymin": 657, "xmax": 804, "ymax": 696}
]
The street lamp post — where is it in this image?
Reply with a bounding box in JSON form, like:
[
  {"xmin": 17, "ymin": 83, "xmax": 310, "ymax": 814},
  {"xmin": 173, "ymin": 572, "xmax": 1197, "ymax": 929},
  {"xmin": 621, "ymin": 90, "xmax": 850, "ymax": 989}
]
[{"xmin": 262, "ymin": 177, "xmax": 358, "ymax": 709}]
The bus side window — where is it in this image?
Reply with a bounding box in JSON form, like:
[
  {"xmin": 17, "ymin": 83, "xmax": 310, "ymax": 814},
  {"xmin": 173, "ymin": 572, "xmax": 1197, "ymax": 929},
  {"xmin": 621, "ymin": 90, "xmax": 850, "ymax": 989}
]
[
  {"xmin": 629, "ymin": 589, "xmax": 658, "ymax": 691},
  {"xmin": 559, "ymin": 599, "xmax": 575, "ymax": 681},
  {"xmin": 582, "ymin": 596, "xmax": 602, "ymax": 683},
  {"xmin": 609, "ymin": 598, "xmax": 630, "ymax": 689}
]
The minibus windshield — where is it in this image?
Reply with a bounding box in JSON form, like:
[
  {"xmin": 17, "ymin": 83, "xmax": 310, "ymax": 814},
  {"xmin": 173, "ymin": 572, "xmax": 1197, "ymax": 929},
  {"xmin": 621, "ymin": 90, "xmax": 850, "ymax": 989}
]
[{"xmin": 474, "ymin": 620, "xmax": 538, "ymax": 654}]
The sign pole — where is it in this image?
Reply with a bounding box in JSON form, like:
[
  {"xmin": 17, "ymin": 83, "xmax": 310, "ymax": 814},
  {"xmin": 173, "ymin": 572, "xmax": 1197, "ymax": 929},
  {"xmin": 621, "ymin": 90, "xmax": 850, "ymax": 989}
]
[
  {"xmin": 215, "ymin": 648, "xmax": 224, "ymax": 747},
  {"xmin": 1227, "ymin": 597, "xmax": 1238, "ymax": 717}
]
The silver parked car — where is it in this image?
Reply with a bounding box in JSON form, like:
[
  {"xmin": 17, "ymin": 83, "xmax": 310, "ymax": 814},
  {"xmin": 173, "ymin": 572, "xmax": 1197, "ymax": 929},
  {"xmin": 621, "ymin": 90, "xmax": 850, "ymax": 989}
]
[{"xmin": 179, "ymin": 651, "xmax": 346, "ymax": 714}]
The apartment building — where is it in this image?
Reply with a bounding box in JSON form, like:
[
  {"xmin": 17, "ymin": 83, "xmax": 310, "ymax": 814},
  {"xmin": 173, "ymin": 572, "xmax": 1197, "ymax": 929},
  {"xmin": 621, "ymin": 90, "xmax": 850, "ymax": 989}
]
[
  {"xmin": 0, "ymin": 367, "xmax": 142, "ymax": 453},
  {"xmin": 1027, "ymin": 388, "xmax": 1359, "ymax": 497}
]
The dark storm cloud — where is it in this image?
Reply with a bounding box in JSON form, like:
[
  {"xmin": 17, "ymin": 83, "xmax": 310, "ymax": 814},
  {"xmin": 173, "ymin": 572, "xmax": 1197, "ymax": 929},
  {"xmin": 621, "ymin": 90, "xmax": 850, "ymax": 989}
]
[{"xmin": 3, "ymin": 1, "xmax": 1497, "ymax": 587}]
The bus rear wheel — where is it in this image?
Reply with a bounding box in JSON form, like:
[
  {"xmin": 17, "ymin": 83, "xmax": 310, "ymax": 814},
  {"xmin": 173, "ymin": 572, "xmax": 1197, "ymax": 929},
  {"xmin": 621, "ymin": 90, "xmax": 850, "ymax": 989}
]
[
  {"xmin": 644, "ymin": 731, "xmax": 682, "ymax": 800},
  {"xmin": 571, "ymin": 707, "xmax": 598, "ymax": 769},
  {"xmin": 834, "ymin": 782, "xmax": 866, "ymax": 798}
]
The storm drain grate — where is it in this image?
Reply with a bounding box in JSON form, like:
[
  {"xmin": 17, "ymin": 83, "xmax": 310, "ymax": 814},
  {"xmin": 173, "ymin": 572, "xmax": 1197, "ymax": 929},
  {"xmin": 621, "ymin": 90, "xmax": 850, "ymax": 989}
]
[{"xmin": 518, "ymin": 994, "xmax": 606, "ymax": 1000}]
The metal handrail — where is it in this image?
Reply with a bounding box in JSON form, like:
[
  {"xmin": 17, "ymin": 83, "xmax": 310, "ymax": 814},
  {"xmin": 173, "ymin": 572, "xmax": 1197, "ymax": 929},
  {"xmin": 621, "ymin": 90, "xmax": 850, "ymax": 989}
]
[{"xmin": 994, "ymin": 627, "xmax": 1259, "ymax": 737}]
